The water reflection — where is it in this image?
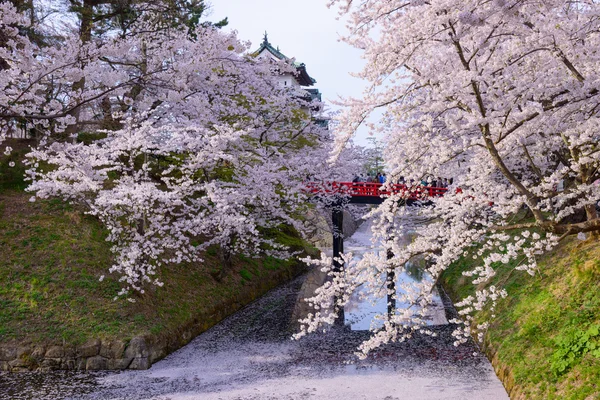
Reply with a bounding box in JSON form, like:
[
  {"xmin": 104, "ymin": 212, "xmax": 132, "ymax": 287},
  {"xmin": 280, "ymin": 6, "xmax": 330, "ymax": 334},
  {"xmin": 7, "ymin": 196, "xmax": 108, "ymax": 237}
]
[{"xmin": 295, "ymin": 219, "xmax": 447, "ymax": 331}]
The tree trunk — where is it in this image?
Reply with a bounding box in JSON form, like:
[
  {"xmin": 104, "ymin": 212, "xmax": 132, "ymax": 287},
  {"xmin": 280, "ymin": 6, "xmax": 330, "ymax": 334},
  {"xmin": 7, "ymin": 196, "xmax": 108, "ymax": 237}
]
[
  {"xmin": 386, "ymin": 249, "xmax": 396, "ymax": 324},
  {"xmin": 64, "ymin": 0, "xmax": 94, "ymax": 140},
  {"xmin": 585, "ymin": 203, "xmax": 599, "ymax": 240},
  {"xmin": 212, "ymin": 246, "xmax": 233, "ymax": 282}
]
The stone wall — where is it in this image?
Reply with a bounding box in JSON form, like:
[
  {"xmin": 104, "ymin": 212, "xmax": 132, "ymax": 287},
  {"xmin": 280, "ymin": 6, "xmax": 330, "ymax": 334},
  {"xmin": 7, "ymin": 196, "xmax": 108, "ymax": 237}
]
[
  {"xmin": 305, "ymin": 208, "xmax": 362, "ymax": 249},
  {"xmin": 0, "ymin": 262, "xmax": 306, "ymax": 372},
  {"xmin": 485, "ymin": 340, "xmax": 523, "ymax": 399},
  {"xmin": 341, "ymin": 209, "xmax": 360, "ymax": 238},
  {"xmin": 438, "ymin": 283, "xmax": 516, "ymax": 398}
]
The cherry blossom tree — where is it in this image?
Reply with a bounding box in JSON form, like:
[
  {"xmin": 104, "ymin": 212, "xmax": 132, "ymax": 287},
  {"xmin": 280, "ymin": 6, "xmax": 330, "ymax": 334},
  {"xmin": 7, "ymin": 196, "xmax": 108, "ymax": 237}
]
[
  {"xmin": 295, "ymin": 0, "xmax": 600, "ymax": 357},
  {"xmin": 0, "ymin": 2, "xmax": 50, "ymax": 142},
  {"xmin": 0, "ymin": 0, "xmax": 227, "ymax": 144},
  {"xmin": 18, "ymin": 4, "xmax": 358, "ymax": 297},
  {"xmin": 0, "ymin": 1, "xmax": 164, "ymax": 144}
]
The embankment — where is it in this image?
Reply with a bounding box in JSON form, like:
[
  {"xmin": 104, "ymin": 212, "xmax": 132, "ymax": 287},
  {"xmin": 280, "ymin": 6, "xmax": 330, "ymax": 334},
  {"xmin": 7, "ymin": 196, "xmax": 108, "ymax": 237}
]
[
  {"xmin": 441, "ymin": 237, "xmax": 600, "ymax": 399},
  {"xmin": 0, "ymin": 190, "xmax": 314, "ymax": 371}
]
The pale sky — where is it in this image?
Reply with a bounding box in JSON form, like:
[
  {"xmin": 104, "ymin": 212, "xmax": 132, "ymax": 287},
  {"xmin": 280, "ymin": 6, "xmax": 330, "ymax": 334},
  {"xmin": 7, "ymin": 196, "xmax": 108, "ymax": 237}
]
[{"xmin": 209, "ymin": 0, "xmax": 373, "ymax": 146}]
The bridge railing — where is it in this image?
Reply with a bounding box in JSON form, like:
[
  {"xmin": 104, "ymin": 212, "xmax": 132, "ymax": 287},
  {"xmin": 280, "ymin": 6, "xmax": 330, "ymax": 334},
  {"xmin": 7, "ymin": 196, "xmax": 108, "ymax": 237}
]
[{"xmin": 305, "ymin": 181, "xmax": 448, "ymax": 200}]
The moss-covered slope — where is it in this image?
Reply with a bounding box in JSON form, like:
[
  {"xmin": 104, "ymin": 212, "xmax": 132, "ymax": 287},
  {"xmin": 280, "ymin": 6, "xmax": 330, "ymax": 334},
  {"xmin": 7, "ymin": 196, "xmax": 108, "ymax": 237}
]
[
  {"xmin": 0, "ymin": 189, "xmax": 314, "ymax": 349},
  {"xmin": 441, "ymin": 237, "xmax": 600, "ymax": 399}
]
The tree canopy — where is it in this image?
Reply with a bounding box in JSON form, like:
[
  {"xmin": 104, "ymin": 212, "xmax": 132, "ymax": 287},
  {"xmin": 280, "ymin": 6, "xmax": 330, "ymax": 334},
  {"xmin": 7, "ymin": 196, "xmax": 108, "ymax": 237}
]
[
  {"xmin": 296, "ymin": 0, "xmax": 600, "ymax": 357},
  {"xmin": 1, "ymin": 1, "xmax": 359, "ymax": 297}
]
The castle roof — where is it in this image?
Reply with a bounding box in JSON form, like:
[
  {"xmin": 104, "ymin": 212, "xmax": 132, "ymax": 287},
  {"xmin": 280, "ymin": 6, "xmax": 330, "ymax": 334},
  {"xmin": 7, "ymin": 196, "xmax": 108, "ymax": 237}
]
[{"xmin": 252, "ymin": 32, "xmax": 316, "ymax": 87}]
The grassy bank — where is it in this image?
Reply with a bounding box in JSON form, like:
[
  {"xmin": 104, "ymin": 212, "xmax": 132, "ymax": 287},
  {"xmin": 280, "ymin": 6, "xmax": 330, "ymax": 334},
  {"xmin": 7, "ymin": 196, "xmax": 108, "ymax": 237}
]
[
  {"xmin": 441, "ymin": 234, "xmax": 600, "ymax": 399},
  {"xmin": 0, "ymin": 187, "xmax": 315, "ymax": 348}
]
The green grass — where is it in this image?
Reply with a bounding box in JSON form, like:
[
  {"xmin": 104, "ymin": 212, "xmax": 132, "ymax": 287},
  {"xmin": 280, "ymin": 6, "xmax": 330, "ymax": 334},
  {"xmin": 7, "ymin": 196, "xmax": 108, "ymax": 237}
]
[
  {"xmin": 0, "ymin": 189, "xmax": 313, "ymax": 347},
  {"xmin": 0, "ymin": 139, "xmax": 32, "ymax": 191},
  {"xmin": 441, "ymin": 234, "xmax": 600, "ymax": 399},
  {"xmin": 239, "ymin": 269, "xmax": 253, "ymax": 281},
  {"xmin": 261, "ymin": 223, "xmax": 318, "ymax": 255}
]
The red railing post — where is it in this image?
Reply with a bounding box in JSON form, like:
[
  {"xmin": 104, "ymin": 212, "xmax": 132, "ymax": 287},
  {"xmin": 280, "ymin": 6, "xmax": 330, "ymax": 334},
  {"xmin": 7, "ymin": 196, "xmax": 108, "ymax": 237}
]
[{"xmin": 303, "ymin": 181, "xmax": 451, "ymax": 201}]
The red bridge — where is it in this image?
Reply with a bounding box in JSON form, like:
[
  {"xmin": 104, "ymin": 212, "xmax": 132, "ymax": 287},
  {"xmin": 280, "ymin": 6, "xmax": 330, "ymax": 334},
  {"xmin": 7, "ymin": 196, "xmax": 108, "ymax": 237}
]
[
  {"xmin": 305, "ymin": 182, "xmax": 448, "ymax": 205},
  {"xmin": 306, "ymin": 181, "xmax": 450, "ymax": 297}
]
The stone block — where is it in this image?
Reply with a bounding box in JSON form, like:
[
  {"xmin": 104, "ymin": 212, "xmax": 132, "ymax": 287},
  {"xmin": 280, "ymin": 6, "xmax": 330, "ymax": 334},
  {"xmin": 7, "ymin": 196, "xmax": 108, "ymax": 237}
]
[
  {"xmin": 45, "ymin": 346, "xmax": 63, "ymax": 358},
  {"xmin": 41, "ymin": 358, "xmax": 61, "ymax": 369},
  {"xmin": 76, "ymin": 358, "xmax": 87, "ymax": 370},
  {"xmin": 77, "ymin": 339, "xmax": 100, "ymax": 358},
  {"xmin": 9, "ymin": 358, "xmax": 31, "ymax": 369},
  {"xmin": 128, "ymin": 357, "xmax": 150, "ymax": 370},
  {"xmin": 16, "ymin": 346, "xmax": 31, "ymax": 359},
  {"xmin": 0, "ymin": 346, "xmax": 17, "ymax": 361},
  {"xmin": 149, "ymin": 345, "xmax": 167, "ymax": 364},
  {"xmin": 107, "ymin": 358, "xmax": 133, "ymax": 370},
  {"xmin": 61, "ymin": 359, "xmax": 76, "ymax": 370},
  {"xmin": 63, "ymin": 346, "xmax": 77, "ymax": 358},
  {"xmin": 31, "ymin": 346, "xmax": 46, "ymax": 361},
  {"xmin": 100, "ymin": 340, "xmax": 126, "ymax": 359},
  {"xmin": 124, "ymin": 337, "xmax": 148, "ymax": 359},
  {"xmin": 86, "ymin": 356, "xmax": 108, "ymax": 371}
]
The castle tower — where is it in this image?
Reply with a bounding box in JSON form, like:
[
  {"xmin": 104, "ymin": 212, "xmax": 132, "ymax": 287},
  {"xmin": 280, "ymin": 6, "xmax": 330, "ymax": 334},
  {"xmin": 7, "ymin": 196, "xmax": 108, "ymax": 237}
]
[{"xmin": 252, "ymin": 32, "xmax": 326, "ymax": 126}]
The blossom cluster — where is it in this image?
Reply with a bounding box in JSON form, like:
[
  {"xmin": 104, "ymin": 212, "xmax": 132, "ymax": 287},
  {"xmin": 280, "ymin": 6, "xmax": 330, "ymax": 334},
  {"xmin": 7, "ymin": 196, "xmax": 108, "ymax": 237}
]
[
  {"xmin": 4, "ymin": 2, "xmax": 360, "ymax": 296},
  {"xmin": 297, "ymin": 0, "xmax": 600, "ymax": 355}
]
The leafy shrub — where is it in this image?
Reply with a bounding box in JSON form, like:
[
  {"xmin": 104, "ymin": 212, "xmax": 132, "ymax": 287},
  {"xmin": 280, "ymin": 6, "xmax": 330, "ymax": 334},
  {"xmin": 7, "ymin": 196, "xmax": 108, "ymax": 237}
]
[
  {"xmin": 550, "ymin": 325, "xmax": 600, "ymax": 377},
  {"xmin": 239, "ymin": 269, "xmax": 252, "ymax": 281}
]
